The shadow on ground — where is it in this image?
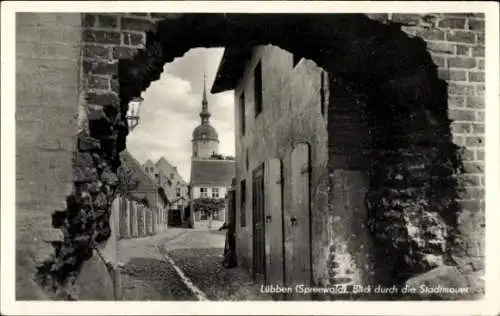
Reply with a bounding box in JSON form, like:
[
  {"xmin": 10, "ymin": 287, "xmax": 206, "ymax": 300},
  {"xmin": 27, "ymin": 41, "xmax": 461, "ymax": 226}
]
[{"xmin": 121, "ymin": 257, "xmax": 196, "ymax": 300}]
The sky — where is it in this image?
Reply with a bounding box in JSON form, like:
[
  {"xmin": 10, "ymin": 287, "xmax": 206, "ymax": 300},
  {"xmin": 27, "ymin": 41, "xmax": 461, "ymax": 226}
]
[{"xmin": 126, "ymin": 48, "xmax": 235, "ymax": 183}]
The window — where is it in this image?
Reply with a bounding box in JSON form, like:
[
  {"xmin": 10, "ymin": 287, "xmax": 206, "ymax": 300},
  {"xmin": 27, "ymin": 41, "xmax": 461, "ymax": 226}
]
[
  {"xmin": 200, "ymin": 187, "xmax": 208, "ymax": 198},
  {"xmin": 170, "ymin": 172, "xmax": 174, "ymax": 179},
  {"xmin": 240, "ymin": 180, "xmax": 246, "ymax": 227},
  {"xmin": 320, "ymin": 71, "xmax": 326, "ymax": 116},
  {"xmin": 176, "ymin": 187, "xmax": 181, "ymax": 197},
  {"xmin": 239, "ymin": 92, "xmax": 246, "ymax": 135},
  {"xmin": 212, "ymin": 187, "xmax": 219, "ymax": 198},
  {"xmin": 254, "ymin": 61, "xmax": 263, "ymax": 116}
]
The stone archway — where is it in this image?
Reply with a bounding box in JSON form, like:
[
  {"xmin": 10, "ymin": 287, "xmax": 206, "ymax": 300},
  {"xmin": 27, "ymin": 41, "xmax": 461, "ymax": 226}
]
[{"xmin": 37, "ymin": 13, "xmax": 483, "ymax": 298}]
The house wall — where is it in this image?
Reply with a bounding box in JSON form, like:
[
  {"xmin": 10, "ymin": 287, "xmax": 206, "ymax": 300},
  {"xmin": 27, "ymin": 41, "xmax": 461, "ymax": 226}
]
[
  {"xmin": 142, "ymin": 159, "xmax": 188, "ymax": 209},
  {"xmin": 233, "ymin": 45, "xmax": 330, "ymax": 287},
  {"xmin": 191, "ymin": 185, "xmax": 227, "ymax": 229},
  {"xmin": 156, "ymin": 162, "xmax": 189, "ymax": 205}
]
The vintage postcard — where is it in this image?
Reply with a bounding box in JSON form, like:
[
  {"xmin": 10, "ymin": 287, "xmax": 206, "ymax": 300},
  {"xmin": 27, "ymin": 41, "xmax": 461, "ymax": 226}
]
[{"xmin": 1, "ymin": 1, "xmax": 499, "ymax": 315}]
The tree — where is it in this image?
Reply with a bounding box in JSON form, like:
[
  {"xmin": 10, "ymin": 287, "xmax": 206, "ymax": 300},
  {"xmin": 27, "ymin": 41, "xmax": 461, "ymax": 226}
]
[
  {"xmin": 116, "ymin": 162, "xmax": 140, "ymax": 198},
  {"xmin": 192, "ymin": 197, "xmax": 226, "ymax": 228}
]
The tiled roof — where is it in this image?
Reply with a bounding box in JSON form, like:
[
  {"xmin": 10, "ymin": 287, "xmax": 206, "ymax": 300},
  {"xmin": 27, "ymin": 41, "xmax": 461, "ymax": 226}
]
[
  {"xmin": 155, "ymin": 157, "xmax": 174, "ymax": 170},
  {"xmin": 155, "ymin": 157, "xmax": 187, "ymax": 184},
  {"xmin": 190, "ymin": 159, "xmax": 235, "ymax": 187},
  {"xmin": 120, "ymin": 150, "xmax": 157, "ymax": 191}
]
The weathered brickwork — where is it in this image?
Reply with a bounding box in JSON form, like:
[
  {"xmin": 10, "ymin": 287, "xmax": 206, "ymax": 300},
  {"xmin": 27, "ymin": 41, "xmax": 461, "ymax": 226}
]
[
  {"xmin": 372, "ymin": 12, "xmax": 485, "ymax": 276},
  {"xmin": 28, "ymin": 13, "xmax": 485, "ymax": 299}
]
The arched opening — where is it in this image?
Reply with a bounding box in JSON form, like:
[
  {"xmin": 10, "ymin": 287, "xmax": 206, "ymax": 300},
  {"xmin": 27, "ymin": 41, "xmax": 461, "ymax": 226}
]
[{"xmin": 38, "ymin": 13, "xmax": 467, "ymax": 300}]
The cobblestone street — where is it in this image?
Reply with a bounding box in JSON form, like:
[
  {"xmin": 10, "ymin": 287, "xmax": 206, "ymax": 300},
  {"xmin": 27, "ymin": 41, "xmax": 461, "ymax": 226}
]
[{"xmin": 118, "ymin": 228, "xmax": 271, "ymax": 301}]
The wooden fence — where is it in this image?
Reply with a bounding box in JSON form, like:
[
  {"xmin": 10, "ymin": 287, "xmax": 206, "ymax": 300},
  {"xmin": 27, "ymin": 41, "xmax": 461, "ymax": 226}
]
[
  {"xmin": 94, "ymin": 196, "xmax": 168, "ymax": 300},
  {"xmin": 112, "ymin": 195, "xmax": 168, "ymax": 240}
]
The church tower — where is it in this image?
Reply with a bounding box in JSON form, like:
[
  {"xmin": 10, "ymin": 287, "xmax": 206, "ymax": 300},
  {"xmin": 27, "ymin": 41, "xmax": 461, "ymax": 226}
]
[{"xmin": 191, "ymin": 74, "xmax": 219, "ymax": 159}]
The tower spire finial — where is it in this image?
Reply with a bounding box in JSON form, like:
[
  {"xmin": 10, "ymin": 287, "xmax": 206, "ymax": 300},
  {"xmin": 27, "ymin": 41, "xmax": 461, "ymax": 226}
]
[
  {"xmin": 200, "ymin": 71, "xmax": 210, "ymax": 124},
  {"xmin": 202, "ymin": 71, "xmax": 208, "ymax": 106}
]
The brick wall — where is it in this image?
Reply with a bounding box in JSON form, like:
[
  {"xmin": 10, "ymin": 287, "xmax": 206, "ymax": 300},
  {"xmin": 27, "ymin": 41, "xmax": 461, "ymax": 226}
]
[
  {"xmin": 16, "ymin": 13, "xmax": 82, "ymax": 299},
  {"xmin": 367, "ymin": 12, "xmax": 485, "ymax": 275},
  {"xmin": 80, "ymin": 13, "xmax": 170, "ymax": 110}
]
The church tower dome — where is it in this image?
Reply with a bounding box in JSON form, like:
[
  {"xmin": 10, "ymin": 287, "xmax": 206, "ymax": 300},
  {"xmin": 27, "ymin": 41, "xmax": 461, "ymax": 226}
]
[{"xmin": 191, "ymin": 73, "xmax": 219, "ymax": 159}]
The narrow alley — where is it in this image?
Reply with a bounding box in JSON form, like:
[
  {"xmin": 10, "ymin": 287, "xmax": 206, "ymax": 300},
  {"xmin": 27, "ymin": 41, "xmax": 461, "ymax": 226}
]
[{"xmin": 118, "ymin": 228, "xmax": 271, "ymax": 301}]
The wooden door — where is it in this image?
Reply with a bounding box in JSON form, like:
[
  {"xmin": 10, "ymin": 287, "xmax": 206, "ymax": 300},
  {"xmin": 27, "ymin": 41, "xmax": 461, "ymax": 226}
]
[
  {"xmin": 285, "ymin": 143, "xmax": 312, "ymax": 298},
  {"xmin": 252, "ymin": 164, "xmax": 266, "ymax": 282},
  {"xmin": 264, "ymin": 158, "xmax": 285, "ymax": 287}
]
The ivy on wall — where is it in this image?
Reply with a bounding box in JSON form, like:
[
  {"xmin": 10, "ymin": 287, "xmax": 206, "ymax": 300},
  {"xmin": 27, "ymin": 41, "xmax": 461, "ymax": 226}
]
[{"xmin": 192, "ymin": 197, "xmax": 226, "ymax": 214}]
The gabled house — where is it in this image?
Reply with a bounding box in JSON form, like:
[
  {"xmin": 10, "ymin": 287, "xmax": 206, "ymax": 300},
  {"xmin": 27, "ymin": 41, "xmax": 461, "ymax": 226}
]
[
  {"xmin": 155, "ymin": 157, "xmax": 189, "ymax": 225},
  {"xmin": 120, "ymin": 151, "xmax": 169, "ymax": 210}
]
